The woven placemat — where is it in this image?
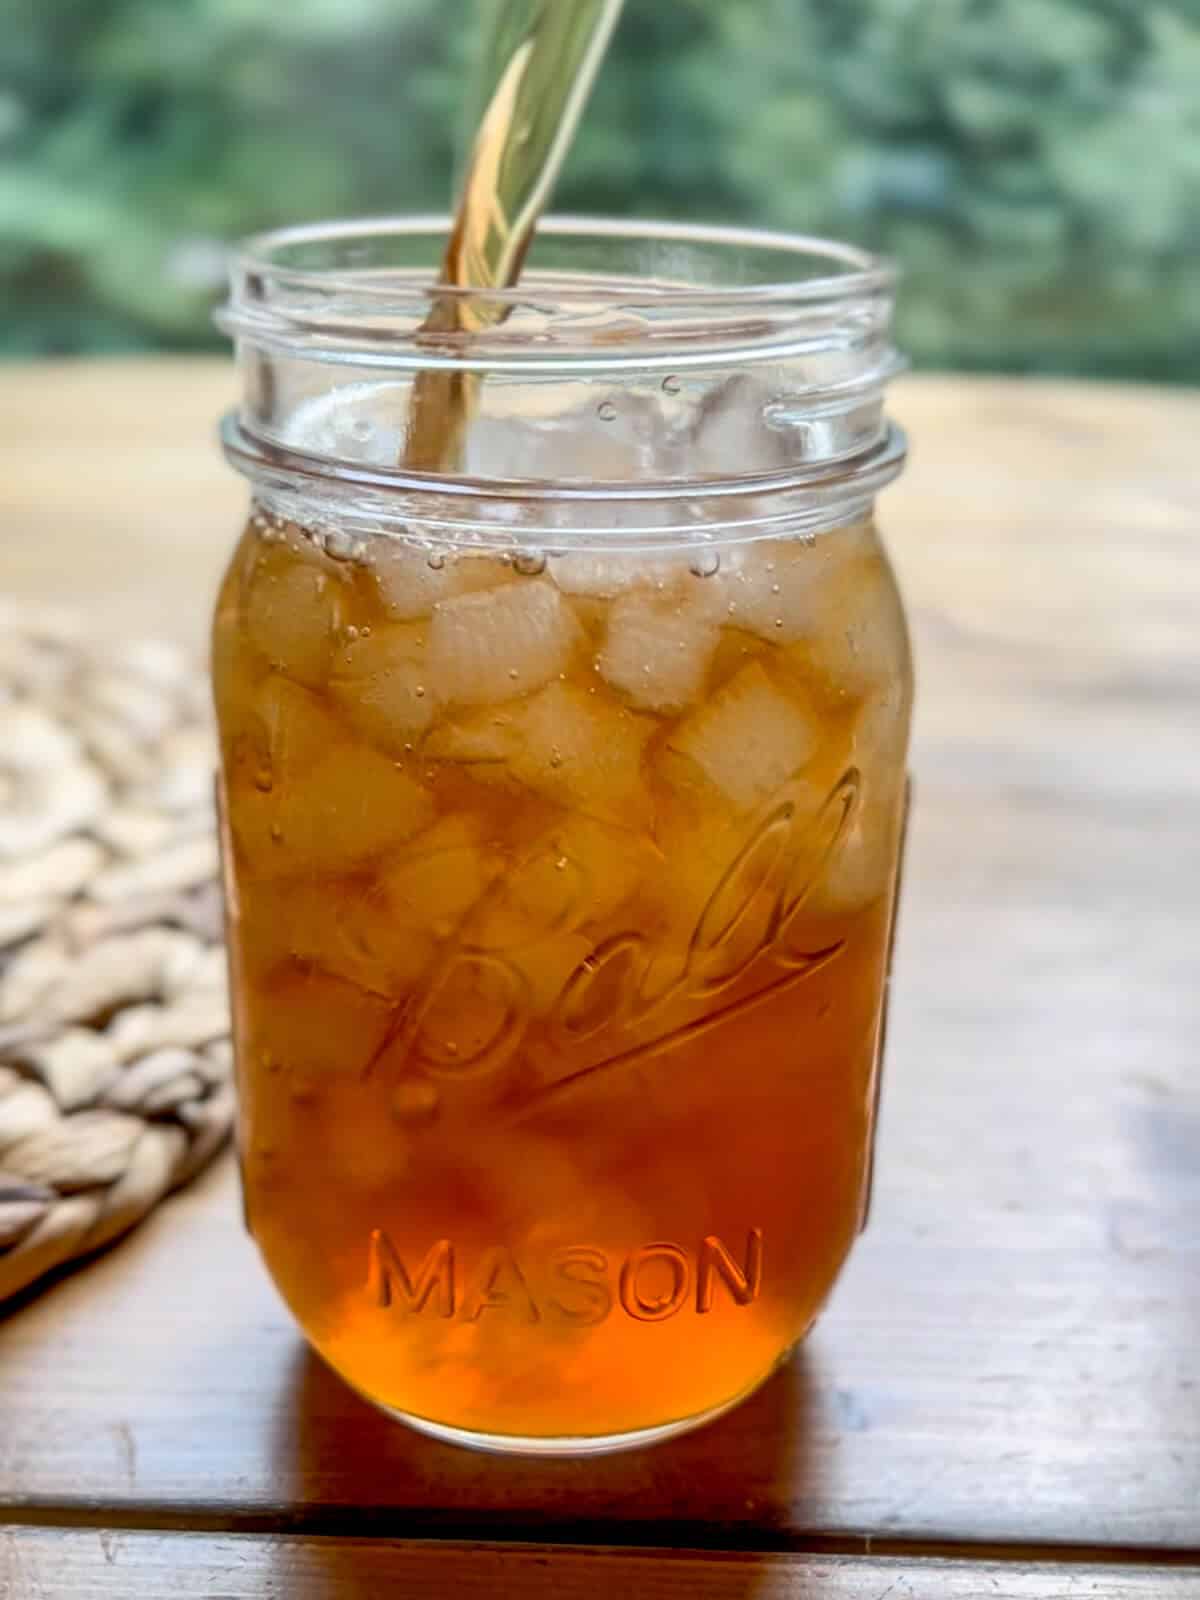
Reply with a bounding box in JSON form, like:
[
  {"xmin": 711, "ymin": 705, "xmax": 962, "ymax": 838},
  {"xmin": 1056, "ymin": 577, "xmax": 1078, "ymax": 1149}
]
[{"xmin": 0, "ymin": 604, "xmax": 233, "ymax": 1305}]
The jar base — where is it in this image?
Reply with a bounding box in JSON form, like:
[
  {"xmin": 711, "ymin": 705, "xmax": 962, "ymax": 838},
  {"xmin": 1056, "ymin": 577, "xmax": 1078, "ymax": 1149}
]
[{"xmin": 377, "ymin": 1387, "xmax": 754, "ymax": 1457}]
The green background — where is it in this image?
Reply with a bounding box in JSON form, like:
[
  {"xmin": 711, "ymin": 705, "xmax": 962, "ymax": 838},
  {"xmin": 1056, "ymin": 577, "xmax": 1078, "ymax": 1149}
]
[{"xmin": 3, "ymin": 0, "xmax": 1199, "ymax": 379}]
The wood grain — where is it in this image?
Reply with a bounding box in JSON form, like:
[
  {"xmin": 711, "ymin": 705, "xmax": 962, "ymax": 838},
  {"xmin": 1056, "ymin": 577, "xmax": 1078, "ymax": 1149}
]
[
  {"xmin": 0, "ymin": 358, "xmax": 240, "ymax": 652},
  {"xmin": 3, "ymin": 1530, "xmax": 1199, "ymax": 1600},
  {"xmin": 1, "ymin": 363, "xmax": 1198, "ymax": 1556}
]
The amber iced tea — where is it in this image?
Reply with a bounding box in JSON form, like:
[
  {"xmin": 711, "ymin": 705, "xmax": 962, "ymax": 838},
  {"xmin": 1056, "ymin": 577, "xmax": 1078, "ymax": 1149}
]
[{"xmin": 213, "ymin": 509, "xmax": 911, "ymax": 1447}]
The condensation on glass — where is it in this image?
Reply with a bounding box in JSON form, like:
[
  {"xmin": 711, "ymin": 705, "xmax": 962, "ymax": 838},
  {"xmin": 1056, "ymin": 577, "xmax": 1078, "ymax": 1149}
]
[{"xmin": 213, "ymin": 218, "xmax": 913, "ymax": 1454}]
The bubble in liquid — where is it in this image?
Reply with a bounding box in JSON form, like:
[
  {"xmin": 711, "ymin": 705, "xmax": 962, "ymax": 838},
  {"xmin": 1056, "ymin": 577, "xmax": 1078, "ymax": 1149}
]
[
  {"xmin": 427, "ymin": 552, "xmax": 446, "ymax": 572},
  {"xmin": 321, "ymin": 527, "xmax": 365, "ymax": 563},
  {"xmin": 597, "ymin": 400, "xmax": 618, "ymax": 422},
  {"xmin": 343, "ymin": 624, "xmax": 360, "ymax": 643},
  {"xmin": 513, "ymin": 550, "xmax": 547, "ymax": 576},
  {"xmin": 269, "ymin": 823, "xmax": 283, "ymax": 842},
  {"xmin": 689, "ymin": 549, "xmax": 721, "ymax": 579},
  {"xmin": 771, "ymin": 583, "xmax": 781, "ymax": 596},
  {"xmin": 253, "ymin": 764, "xmax": 273, "ymax": 794},
  {"xmin": 549, "ymin": 746, "xmax": 563, "ymax": 769},
  {"xmin": 662, "ymin": 375, "xmax": 682, "ymax": 396},
  {"xmin": 414, "ymin": 685, "xmax": 426, "ymax": 699}
]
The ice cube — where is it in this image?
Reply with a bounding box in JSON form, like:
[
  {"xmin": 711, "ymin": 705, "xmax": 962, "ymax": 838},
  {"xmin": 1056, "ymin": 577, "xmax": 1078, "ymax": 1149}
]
[
  {"xmin": 429, "ymin": 579, "xmax": 584, "ymax": 706},
  {"xmin": 518, "ymin": 682, "xmax": 658, "ymax": 827},
  {"xmin": 450, "ymin": 809, "xmax": 651, "ymax": 964},
  {"xmin": 377, "ymin": 813, "xmax": 503, "ymax": 940},
  {"xmin": 550, "ymin": 549, "xmax": 694, "ymax": 600},
  {"xmin": 850, "ymin": 691, "xmax": 910, "ymax": 780},
  {"xmin": 225, "ymin": 677, "xmax": 342, "ymax": 874},
  {"xmin": 807, "ymin": 771, "xmax": 905, "ymax": 916},
  {"xmin": 423, "ymin": 712, "xmax": 512, "ymax": 772},
  {"xmin": 291, "ymin": 744, "xmax": 435, "ymax": 870},
  {"xmin": 701, "ymin": 539, "xmax": 822, "ymax": 644},
  {"xmin": 243, "ymin": 541, "xmax": 349, "ymax": 687},
  {"xmin": 322, "ymin": 879, "xmax": 435, "ymax": 995},
  {"xmin": 550, "ymin": 552, "xmax": 641, "ymax": 600},
  {"xmin": 806, "ymin": 695, "xmax": 909, "ymax": 915},
  {"xmin": 687, "ymin": 375, "xmax": 793, "ymax": 480},
  {"xmin": 805, "ymin": 818, "xmax": 882, "ymax": 916},
  {"xmin": 245, "ymin": 969, "xmax": 407, "ymax": 1186},
  {"xmin": 329, "ymin": 623, "xmax": 433, "ymax": 753},
  {"xmin": 598, "ymin": 590, "xmax": 719, "ymax": 713},
  {"xmin": 426, "ymin": 682, "xmax": 656, "ymax": 827},
  {"xmin": 286, "ymin": 383, "xmax": 402, "ymax": 466},
  {"xmin": 233, "ymin": 736, "xmax": 434, "ymax": 878},
  {"xmin": 464, "ymin": 382, "xmax": 657, "ymax": 482},
  {"xmin": 703, "ymin": 625, "xmax": 760, "ymax": 694},
  {"xmin": 369, "ymin": 540, "xmax": 512, "ymax": 621},
  {"xmin": 642, "ymin": 752, "xmax": 745, "ymax": 945},
  {"xmin": 249, "ymin": 963, "xmax": 396, "ymax": 1085},
  {"xmin": 666, "ymin": 661, "xmax": 821, "ymax": 814},
  {"xmin": 466, "ymin": 847, "xmax": 591, "ymax": 954},
  {"xmin": 230, "ymin": 673, "xmax": 340, "ymax": 779},
  {"xmin": 799, "ymin": 546, "xmax": 908, "ymax": 701},
  {"xmin": 530, "ymin": 813, "xmax": 654, "ymax": 927},
  {"xmin": 643, "ymin": 732, "xmax": 855, "ymax": 1003},
  {"xmin": 245, "ymin": 874, "xmax": 433, "ymax": 998}
]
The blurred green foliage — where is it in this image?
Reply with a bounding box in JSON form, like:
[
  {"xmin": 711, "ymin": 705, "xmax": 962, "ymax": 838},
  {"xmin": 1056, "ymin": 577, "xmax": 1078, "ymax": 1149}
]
[{"xmin": 2, "ymin": 0, "xmax": 1198, "ymax": 378}]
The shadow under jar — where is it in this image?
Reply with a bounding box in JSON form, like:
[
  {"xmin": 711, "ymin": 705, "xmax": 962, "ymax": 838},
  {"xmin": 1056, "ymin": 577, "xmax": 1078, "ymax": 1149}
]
[{"xmin": 212, "ymin": 217, "xmax": 913, "ymax": 1455}]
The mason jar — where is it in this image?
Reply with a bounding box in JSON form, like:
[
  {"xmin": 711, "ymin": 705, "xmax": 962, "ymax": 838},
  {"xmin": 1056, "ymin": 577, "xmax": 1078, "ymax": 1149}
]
[{"xmin": 213, "ymin": 217, "xmax": 912, "ymax": 1455}]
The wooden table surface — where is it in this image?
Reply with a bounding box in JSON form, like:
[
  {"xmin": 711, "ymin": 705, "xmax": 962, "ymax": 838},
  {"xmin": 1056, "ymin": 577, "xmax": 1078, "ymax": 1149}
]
[{"xmin": 0, "ymin": 359, "xmax": 1197, "ymax": 1597}]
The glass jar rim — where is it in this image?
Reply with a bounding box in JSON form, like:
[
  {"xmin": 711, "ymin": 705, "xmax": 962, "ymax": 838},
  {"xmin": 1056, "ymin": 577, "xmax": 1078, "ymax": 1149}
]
[
  {"xmin": 218, "ymin": 215, "xmax": 898, "ymax": 373},
  {"xmin": 219, "ymin": 215, "xmax": 906, "ymax": 526},
  {"xmin": 235, "ymin": 214, "xmax": 897, "ymax": 305}
]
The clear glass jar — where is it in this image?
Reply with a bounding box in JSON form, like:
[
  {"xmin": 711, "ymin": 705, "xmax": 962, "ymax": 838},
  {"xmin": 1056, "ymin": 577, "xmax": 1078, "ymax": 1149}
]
[{"xmin": 213, "ymin": 218, "xmax": 912, "ymax": 1455}]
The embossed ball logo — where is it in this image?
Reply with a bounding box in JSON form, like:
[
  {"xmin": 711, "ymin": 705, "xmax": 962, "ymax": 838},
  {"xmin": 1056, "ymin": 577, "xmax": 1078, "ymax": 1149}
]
[{"xmin": 370, "ymin": 767, "xmax": 860, "ymax": 1112}]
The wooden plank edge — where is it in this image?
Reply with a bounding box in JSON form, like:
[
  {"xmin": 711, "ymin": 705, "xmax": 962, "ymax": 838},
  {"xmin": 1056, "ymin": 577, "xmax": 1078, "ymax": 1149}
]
[{"xmin": 3, "ymin": 1529, "xmax": 1200, "ymax": 1600}]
